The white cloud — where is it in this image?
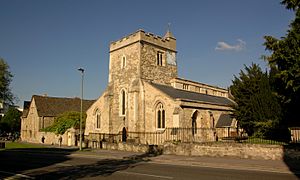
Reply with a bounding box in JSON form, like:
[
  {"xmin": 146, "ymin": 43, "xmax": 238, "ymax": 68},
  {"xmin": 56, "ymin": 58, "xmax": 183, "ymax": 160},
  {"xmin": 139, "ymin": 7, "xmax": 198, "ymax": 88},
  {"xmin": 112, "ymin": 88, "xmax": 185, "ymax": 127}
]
[{"xmin": 215, "ymin": 39, "xmax": 246, "ymax": 51}]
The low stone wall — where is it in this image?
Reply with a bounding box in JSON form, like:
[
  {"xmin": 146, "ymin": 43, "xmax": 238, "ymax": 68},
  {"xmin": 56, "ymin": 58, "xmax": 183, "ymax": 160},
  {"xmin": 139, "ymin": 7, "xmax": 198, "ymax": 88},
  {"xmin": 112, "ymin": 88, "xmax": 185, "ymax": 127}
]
[
  {"xmin": 101, "ymin": 142, "xmax": 149, "ymax": 153},
  {"xmin": 163, "ymin": 142, "xmax": 300, "ymax": 160},
  {"xmin": 21, "ymin": 131, "xmax": 67, "ymax": 145},
  {"xmin": 21, "ymin": 128, "xmax": 79, "ymax": 147},
  {"xmin": 89, "ymin": 141, "xmax": 300, "ymax": 160}
]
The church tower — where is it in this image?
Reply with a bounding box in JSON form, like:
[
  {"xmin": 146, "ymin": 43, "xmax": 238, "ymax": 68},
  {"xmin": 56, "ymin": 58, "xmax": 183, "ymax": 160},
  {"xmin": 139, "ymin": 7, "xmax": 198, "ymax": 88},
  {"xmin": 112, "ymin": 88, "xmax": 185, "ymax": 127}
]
[
  {"xmin": 108, "ymin": 29, "xmax": 177, "ymax": 86},
  {"xmin": 106, "ymin": 29, "xmax": 178, "ymax": 133}
]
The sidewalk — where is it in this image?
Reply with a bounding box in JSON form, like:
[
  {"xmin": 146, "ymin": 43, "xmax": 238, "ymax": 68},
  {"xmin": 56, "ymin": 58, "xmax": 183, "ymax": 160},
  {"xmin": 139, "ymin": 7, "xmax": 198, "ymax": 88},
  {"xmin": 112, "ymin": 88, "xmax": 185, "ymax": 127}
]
[
  {"xmin": 70, "ymin": 149, "xmax": 300, "ymax": 175},
  {"xmin": 150, "ymin": 154, "xmax": 299, "ymax": 174}
]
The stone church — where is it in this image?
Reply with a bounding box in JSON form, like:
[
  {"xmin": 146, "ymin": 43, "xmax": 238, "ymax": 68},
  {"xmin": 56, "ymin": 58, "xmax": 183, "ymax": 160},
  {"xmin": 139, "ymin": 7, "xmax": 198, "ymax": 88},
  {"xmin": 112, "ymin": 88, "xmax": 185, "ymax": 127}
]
[{"xmin": 85, "ymin": 29, "xmax": 236, "ymax": 144}]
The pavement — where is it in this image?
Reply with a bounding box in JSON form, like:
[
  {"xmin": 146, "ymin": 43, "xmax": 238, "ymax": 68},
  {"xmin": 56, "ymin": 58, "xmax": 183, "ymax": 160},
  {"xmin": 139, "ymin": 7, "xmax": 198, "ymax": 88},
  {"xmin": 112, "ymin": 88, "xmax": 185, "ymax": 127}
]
[
  {"xmin": 150, "ymin": 154, "xmax": 297, "ymax": 174},
  {"xmin": 67, "ymin": 148, "xmax": 300, "ymax": 175}
]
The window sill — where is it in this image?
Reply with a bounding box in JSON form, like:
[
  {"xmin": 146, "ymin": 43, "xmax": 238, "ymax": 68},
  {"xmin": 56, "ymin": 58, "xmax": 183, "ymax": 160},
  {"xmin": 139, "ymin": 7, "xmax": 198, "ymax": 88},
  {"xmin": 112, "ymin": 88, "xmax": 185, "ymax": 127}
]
[{"xmin": 156, "ymin": 128, "xmax": 165, "ymax": 132}]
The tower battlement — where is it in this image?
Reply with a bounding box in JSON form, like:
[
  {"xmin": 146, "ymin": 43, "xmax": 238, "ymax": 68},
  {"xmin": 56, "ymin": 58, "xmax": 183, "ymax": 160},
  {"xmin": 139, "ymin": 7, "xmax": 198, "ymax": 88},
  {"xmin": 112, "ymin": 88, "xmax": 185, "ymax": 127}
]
[{"xmin": 110, "ymin": 29, "xmax": 176, "ymax": 52}]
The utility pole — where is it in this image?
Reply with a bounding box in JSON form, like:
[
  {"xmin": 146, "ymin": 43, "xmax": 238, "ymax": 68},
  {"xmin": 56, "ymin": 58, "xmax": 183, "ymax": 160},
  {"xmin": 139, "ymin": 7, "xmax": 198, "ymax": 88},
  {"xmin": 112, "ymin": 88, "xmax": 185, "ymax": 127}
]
[{"xmin": 78, "ymin": 68, "xmax": 84, "ymax": 151}]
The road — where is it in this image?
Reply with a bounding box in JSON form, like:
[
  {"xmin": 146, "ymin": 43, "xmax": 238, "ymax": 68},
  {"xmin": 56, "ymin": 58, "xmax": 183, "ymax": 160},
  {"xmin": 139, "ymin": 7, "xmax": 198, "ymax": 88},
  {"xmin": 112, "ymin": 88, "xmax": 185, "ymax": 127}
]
[{"xmin": 0, "ymin": 148, "xmax": 298, "ymax": 180}]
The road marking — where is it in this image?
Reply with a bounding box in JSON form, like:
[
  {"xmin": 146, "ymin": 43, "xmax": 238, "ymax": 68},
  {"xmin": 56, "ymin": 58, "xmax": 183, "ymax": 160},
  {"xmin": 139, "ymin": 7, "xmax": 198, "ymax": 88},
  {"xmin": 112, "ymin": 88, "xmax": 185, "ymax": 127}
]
[
  {"xmin": 55, "ymin": 163, "xmax": 73, "ymax": 167},
  {"xmin": 0, "ymin": 170, "xmax": 35, "ymax": 179},
  {"xmin": 117, "ymin": 171, "xmax": 173, "ymax": 179}
]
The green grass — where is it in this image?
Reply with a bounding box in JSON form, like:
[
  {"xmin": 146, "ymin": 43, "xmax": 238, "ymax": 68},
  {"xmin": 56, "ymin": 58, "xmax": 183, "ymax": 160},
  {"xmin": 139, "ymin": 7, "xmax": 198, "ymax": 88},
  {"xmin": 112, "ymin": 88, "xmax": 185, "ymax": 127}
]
[
  {"xmin": 4, "ymin": 142, "xmax": 46, "ymax": 149},
  {"xmin": 242, "ymin": 137, "xmax": 287, "ymax": 145}
]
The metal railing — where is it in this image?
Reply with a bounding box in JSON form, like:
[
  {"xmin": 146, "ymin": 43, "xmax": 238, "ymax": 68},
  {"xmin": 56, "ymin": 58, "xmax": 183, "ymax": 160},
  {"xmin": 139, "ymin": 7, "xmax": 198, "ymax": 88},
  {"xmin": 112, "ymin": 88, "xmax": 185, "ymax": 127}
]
[
  {"xmin": 87, "ymin": 127, "xmax": 228, "ymax": 145},
  {"xmin": 86, "ymin": 127, "xmax": 297, "ymax": 146},
  {"xmin": 87, "ymin": 133, "xmax": 121, "ymax": 143},
  {"xmin": 290, "ymin": 127, "xmax": 300, "ymax": 143}
]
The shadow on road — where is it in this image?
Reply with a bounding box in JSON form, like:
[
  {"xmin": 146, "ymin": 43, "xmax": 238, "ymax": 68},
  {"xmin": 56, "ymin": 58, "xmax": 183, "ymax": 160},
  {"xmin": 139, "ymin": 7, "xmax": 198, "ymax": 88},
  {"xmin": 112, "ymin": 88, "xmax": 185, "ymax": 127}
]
[
  {"xmin": 31, "ymin": 152, "xmax": 153, "ymax": 179},
  {"xmin": 283, "ymin": 144, "xmax": 300, "ymax": 179},
  {"xmin": 0, "ymin": 146, "xmax": 155, "ymax": 179},
  {"xmin": 0, "ymin": 147, "xmax": 77, "ymax": 179}
]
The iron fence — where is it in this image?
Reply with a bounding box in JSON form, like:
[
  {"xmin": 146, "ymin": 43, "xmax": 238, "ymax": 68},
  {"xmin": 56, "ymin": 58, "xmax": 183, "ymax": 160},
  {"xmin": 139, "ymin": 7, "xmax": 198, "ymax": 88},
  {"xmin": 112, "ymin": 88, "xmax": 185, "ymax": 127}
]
[
  {"xmin": 86, "ymin": 127, "xmax": 297, "ymax": 147},
  {"xmin": 290, "ymin": 127, "xmax": 300, "ymax": 143},
  {"xmin": 87, "ymin": 127, "xmax": 235, "ymax": 145},
  {"xmin": 88, "ymin": 133, "xmax": 121, "ymax": 143},
  {"xmin": 125, "ymin": 127, "xmax": 220, "ymax": 145},
  {"xmin": 240, "ymin": 136, "xmax": 288, "ymax": 145}
]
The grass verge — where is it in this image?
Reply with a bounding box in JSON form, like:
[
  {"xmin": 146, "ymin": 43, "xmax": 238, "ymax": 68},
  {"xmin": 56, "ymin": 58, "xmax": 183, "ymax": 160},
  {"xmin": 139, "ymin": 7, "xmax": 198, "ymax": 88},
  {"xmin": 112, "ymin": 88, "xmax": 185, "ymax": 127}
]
[{"xmin": 4, "ymin": 141, "xmax": 46, "ymax": 149}]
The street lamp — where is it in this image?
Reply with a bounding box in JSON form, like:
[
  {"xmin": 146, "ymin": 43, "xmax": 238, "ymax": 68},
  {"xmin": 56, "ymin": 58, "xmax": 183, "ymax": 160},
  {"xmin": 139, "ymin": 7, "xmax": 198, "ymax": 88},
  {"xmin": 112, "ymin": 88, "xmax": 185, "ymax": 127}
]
[{"xmin": 78, "ymin": 68, "xmax": 84, "ymax": 151}]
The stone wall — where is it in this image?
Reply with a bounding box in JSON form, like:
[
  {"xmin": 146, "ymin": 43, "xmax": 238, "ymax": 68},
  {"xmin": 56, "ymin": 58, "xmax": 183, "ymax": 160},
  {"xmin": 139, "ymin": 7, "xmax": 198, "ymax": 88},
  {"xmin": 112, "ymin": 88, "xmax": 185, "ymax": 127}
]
[
  {"xmin": 144, "ymin": 82, "xmax": 177, "ymax": 132},
  {"xmin": 109, "ymin": 42, "xmax": 140, "ymax": 134},
  {"xmin": 163, "ymin": 142, "xmax": 300, "ymax": 160},
  {"xmin": 140, "ymin": 43, "xmax": 177, "ymax": 85},
  {"xmin": 21, "ymin": 99, "xmax": 40, "ymax": 141},
  {"xmin": 21, "ymin": 128, "xmax": 78, "ymax": 147},
  {"xmin": 100, "ymin": 142, "xmax": 149, "ymax": 153},
  {"xmin": 89, "ymin": 141, "xmax": 300, "ymax": 161},
  {"xmin": 85, "ymin": 90, "xmax": 111, "ymax": 135}
]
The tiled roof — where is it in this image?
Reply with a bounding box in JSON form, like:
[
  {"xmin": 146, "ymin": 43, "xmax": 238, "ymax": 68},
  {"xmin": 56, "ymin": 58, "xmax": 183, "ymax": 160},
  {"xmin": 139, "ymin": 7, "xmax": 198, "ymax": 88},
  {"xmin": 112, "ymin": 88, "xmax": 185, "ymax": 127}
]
[
  {"xmin": 21, "ymin": 101, "xmax": 31, "ymax": 117},
  {"xmin": 216, "ymin": 114, "xmax": 234, "ymax": 127},
  {"xmin": 22, "ymin": 109, "xmax": 29, "ymax": 118},
  {"xmin": 22, "ymin": 95, "xmax": 95, "ymax": 117},
  {"xmin": 150, "ymin": 83, "xmax": 234, "ymax": 106}
]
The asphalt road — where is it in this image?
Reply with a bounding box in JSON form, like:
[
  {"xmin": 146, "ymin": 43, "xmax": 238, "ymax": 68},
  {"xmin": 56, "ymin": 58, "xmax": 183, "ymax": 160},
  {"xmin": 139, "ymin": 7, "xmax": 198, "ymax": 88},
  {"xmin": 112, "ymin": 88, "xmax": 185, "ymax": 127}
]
[{"xmin": 0, "ymin": 149, "xmax": 298, "ymax": 180}]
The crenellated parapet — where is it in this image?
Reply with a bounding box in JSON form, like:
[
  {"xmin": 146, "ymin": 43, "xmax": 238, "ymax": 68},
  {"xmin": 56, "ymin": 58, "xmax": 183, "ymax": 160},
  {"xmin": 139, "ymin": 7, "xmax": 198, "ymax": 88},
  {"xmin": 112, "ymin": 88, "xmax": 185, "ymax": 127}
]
[{"xmin": 110, "ymin": 29, "xmax": 176, "ymax": 52}]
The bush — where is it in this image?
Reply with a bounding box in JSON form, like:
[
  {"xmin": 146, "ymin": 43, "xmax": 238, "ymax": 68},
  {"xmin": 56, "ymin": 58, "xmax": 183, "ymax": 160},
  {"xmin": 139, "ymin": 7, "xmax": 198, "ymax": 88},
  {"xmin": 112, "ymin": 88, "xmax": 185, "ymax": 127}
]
[{"xmin": 43, "ymin": 111, "xmax": 86, "ymax": 135}]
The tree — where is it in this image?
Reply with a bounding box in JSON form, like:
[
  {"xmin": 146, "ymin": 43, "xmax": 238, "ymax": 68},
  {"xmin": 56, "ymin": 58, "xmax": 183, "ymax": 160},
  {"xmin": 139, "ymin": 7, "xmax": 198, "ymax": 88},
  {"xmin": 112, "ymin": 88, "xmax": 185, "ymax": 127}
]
[
  {"xmin": 0, "ymin": 107, "xmax": 22, "ymax": 135},
  {"xmin": 263, "ymin": 0, "xmax": 300, "ymax": 126},
  {"xmin": 0, "ymin": 58, "xmax": 14, "ymax": 105},
  {"xmin": 43, "ymin": 111, "xmax": 86, "ymax": 135},
  {"xmin": 230, "ymin": 63, "xmax": 282, "ymax": 137}
]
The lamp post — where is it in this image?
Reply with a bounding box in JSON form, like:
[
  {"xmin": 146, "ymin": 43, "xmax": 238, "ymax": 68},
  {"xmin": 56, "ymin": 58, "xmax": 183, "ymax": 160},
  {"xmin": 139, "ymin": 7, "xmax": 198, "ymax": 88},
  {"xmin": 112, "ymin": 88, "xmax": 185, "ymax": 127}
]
[{"xmin": 78, "ymin": 68, "xmax": 84, "ymax": 151}]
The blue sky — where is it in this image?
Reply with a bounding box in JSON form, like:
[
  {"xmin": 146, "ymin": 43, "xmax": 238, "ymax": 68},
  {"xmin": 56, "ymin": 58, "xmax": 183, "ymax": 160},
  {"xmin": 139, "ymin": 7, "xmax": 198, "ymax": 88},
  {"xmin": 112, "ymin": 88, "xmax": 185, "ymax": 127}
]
[{"xmin": 0, "ymin": 0, "xmax": 294, "ymax": 107}]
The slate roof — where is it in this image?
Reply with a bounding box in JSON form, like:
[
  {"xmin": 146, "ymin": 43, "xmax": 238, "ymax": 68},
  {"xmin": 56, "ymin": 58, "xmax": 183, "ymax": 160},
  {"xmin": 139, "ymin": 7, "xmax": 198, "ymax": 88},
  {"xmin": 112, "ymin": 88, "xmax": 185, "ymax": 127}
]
[
  {"xmin": 150, "ymin": 83, "xmax": 234, "ymax": 106},
  {"xmin": 22, "ymin": 95, "xmax": 95, "ymax": 117},
  {"xmin": 216, "ymin": 114, "xmax": 234, "ymax": 128}
]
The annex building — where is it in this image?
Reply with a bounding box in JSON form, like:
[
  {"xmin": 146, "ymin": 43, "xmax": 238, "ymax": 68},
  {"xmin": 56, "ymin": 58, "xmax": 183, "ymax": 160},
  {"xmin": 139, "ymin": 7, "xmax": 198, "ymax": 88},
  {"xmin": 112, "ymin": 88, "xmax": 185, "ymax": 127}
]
[
  {"xmin": 85, "ymin": 29, "xmax": 236, "ymax": 145},
  {"xmin": 21, "ymin": 95, "xmax": 94, "ymax": 146}
]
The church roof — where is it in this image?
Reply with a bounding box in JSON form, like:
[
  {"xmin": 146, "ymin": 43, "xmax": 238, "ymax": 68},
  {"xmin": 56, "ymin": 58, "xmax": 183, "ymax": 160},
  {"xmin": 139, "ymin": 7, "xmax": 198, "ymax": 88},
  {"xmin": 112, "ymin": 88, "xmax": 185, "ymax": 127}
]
[
  {"xmin": 22, "ymin": 95, "xmax": 95, "ymax": 117},
  {"xmin": 151, "ymin": 83, "xmax": 234, "ymax": 106},
  {"xmin": 216, "ymin": 114, "xmax": 235, "ymax": 128}
]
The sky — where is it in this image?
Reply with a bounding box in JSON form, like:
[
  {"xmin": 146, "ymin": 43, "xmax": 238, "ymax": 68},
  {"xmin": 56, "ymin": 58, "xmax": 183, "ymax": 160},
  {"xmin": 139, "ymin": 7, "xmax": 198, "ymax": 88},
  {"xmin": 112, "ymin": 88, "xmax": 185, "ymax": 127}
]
[{"xmin": 0, "ymin": 0, "xmax": 295, "ymax": 107}]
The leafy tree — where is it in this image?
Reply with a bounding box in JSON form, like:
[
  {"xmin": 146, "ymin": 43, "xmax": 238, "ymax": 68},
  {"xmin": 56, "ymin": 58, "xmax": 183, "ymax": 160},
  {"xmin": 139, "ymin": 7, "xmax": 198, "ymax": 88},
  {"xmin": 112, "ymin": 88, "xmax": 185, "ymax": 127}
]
[
  {"xmin": 0, "ymin": 58, "xmax": 14, "ymax": 105},
  {"xmin": 263, "ymin": 0, "xmax": 300, "ymax": 126},
  {"xmin": 230, "ymin": 63, "xmax": 282, "ymax": 137},
  {"xmin": 43, "ymin": 111, "xmax": 86, "ymax": 135},
  {"xmin": 0, "ymin": 107, "xmax": 22, "ymax": 134}
]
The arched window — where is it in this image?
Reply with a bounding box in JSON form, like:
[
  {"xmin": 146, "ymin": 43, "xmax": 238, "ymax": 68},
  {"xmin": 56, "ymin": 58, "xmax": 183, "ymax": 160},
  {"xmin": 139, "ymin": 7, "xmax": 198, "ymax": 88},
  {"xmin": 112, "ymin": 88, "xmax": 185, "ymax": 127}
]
[
  {"xmin": 120, "ymin": 89, "xmax": 126, "ymax": 116},
  {"xmin": 156, "ymin": 103, "xmax": 165, "ymax": 129},
  {"xmin": 192, "ymin": 111, "xmax": 198, "ymax": 135},
  {"xmin": 95, "ymin": 109, "xmax": 101, "ymax": 129},
  {"xmin": 209, "ymin": 111, "xmax": 215, "ymax": 128},
  {"xmin": 121, "ymin": 55, "xmax": 126, "ymax": 69},
  {"xmin": 157, "ymin": 51, "xmax": 163, "ymax": 66}
]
